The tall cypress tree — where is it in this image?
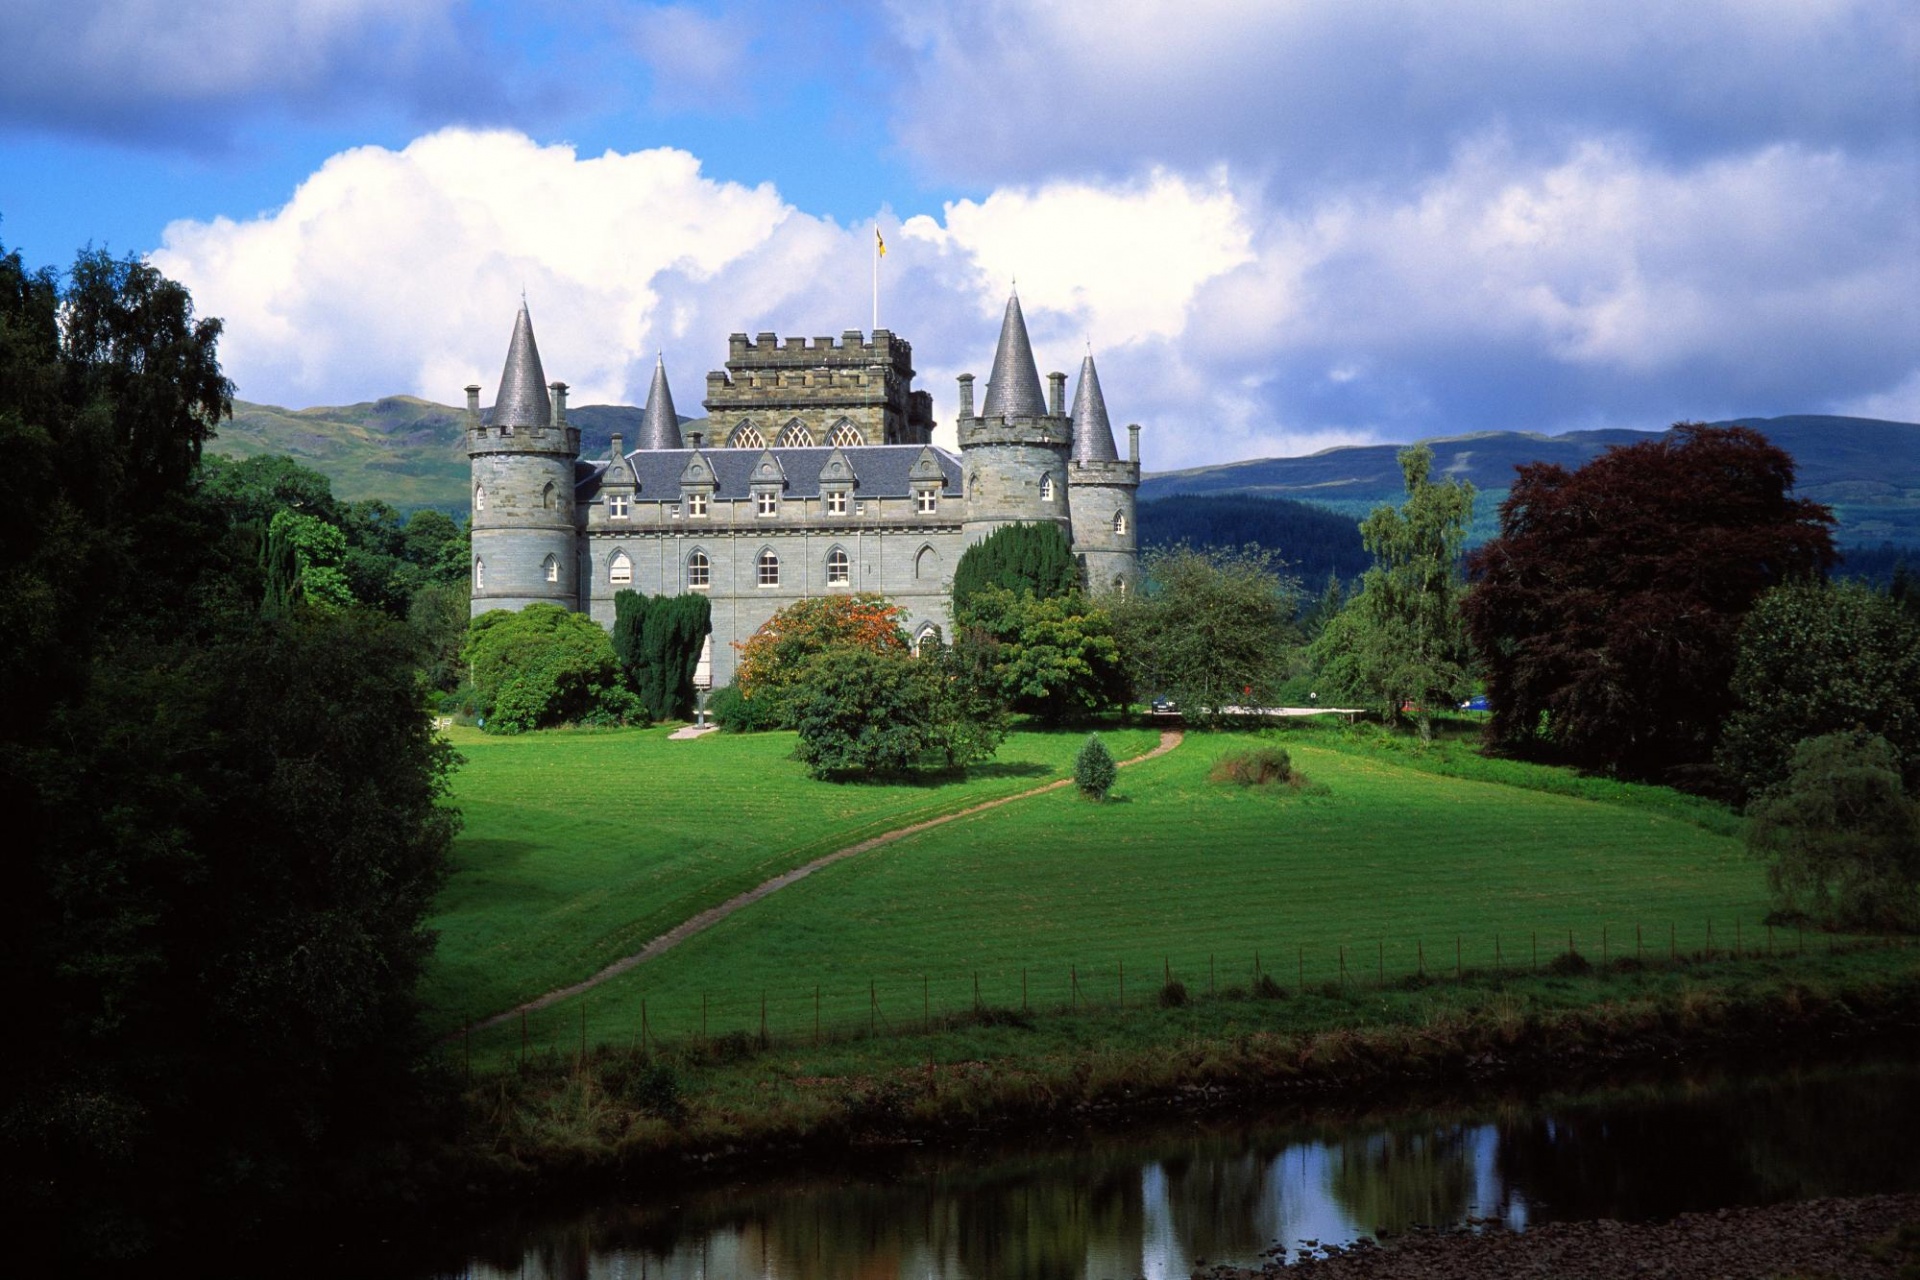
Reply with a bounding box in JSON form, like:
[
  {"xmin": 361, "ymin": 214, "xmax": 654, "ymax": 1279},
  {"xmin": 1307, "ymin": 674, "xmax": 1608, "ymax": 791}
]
[{"xmin": 951, "ymin": 521, "xmax": 1079, "ymax": 614}]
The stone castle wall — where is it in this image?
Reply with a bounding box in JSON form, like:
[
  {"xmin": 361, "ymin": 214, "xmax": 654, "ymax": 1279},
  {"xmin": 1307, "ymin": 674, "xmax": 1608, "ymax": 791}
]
[
  {"xmin": 703, "ymin": 329, "xmax": 934, "ymax": 447},
  {"xmin": 470, "ymin": 422, "xmax": 579, "ymax": 611}
]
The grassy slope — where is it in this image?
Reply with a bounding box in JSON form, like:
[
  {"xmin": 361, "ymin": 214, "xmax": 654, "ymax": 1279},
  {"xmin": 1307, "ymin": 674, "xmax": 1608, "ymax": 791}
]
[
  {"xmin": 467, "ymin": 731, "xmax": 1776, "ymax": 1061},
  {"xmin": 425, "ymin": 723, "xmax": 1162, "ymax": 1031}
]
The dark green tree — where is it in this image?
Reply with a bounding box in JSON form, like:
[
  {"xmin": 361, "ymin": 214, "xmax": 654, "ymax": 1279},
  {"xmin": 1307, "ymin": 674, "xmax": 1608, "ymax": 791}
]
[
  {"xmin": 953, "ymin": 584, "xmax": 1127, "ymax": 723},
  {"xmin": 1717, "ymin": 580, "xmax": 1920, "ymax": 802},
  {"xmin": 612, "ymin": 590, "xmax": 713, "ymax": 721},
  {"xmin": 1074, "ymin": 733, "xmax": 1118, "ymax": 799},
  {"xmin": 465, "ymin": 604, "xmax": 640, "ymax": 732},
  {"xmin": 1311, "ymin": 444, "xmax": 1475, "ymax": 740},
  {"xmin": 1747, "ymin": 731, "xmax": 1920, "ymax": 932},
  {"xmin": 951, "ymin": 520, "xmax": 1080, "ymax": 610},
  {"xmin": 787, "ymin": 647, "xmax": 940, "ymax": 779}
]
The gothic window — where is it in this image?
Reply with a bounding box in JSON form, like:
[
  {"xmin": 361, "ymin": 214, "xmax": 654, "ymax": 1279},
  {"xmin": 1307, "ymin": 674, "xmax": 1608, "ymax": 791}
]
[
  {"xmin": 474, "ymin": 484, "xmax": 486, "ymax": 512},
  {"xmin": 541, "ymin": 481, "xmax": 555, "ymax": 509},
  {"xmin": 1040, "ymin": 474, "xmax": 1055, "ymax": 502},
  {"xmin": 756, "ymin": 491, "xmax": 778, "ymax": 516},
  {"xmin": 776, "ymin": 421, "xmax": 814, "ymax": 447},
  {"xmin": 1113, "ymin": 575, "xmax": 1128, "ymax": 599},
  {"xmin": 1112, "ymin": 509, "xmax": 1127, "ymax": 535},
  {"xmin": 826, "ymin": 490, "xmax": 847, "ymax": 516},
  {"xmin": 914, "ymin": 544, "xmax": 938, "ymax": 581},
  {"xmin": 687, "ymin": 492, "xmax": 709, "ymax": 517},
  {"xmin": 916, "ymin": 489, "xmax": 938, "ymax": 514},
  {"xmin": 687, "ymin": 549, "xmax": 710, "ymax": 590},
  {"xmin": 757, "ymin": 548, "xmax": 779, "ymax": 587},
  {"xmin": 609, "ymin": 494, "xmax": 629, "ymax": 519},
  {"xmin": 826, "ymin": 547, "xmax": 850, "ymax": 585},
  {"xmin": 728, "ymin": 421, "xmax": 766, "ymax": 449},
  {"xmin": 474, "ymin": 557, "xmax": 485, "ymax": 589},
  {"xmin": 542, "ymin": 554, "xmax": 558, "ymax": 583},
  {"xmin": 826, "ymin": 419, "xmax": 862, "ymax": 448},
  {"xmin": 911, "ymin": 623, "xmax": 941, "ymax": 657},
  {"xmin": 609, "ymin": 550, "xmax": 633, "ymax": 585}
]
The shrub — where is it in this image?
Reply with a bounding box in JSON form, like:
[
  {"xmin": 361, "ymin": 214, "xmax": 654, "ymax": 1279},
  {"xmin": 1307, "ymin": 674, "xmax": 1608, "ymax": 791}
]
[
  {"xmin": 463, "ymin": 604, "xmax": 639, "ymax": 733},
  {"xmin": 1252, "ymin": 972, "xmax": 1286, "ymax": 999},
  {"xmin": 708, "ymin": 680, "xmax": 780, "ymax": 733},
  {"xmin": 1157, "ymin": 978, "xmax": 1189, "ymax": 1008},
  {"xmin": 1211, "ymin": 747, "xmax": 1294, "ymax": 786},
  {"xmin": 1546, "ymin": 949, "xmax": 1594, "ymax": 976},
  {"xmin": 1074, "ymin": 733, "xmax": 1118, "ymax": 799},
  {"xmin": 735, "ymin": 594, "xmax": 911, "ymax": 725}
]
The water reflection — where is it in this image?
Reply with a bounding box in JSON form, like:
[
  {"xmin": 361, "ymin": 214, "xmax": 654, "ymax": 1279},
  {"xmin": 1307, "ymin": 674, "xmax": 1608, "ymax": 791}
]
[{"xmin": 433, "ymin": 1058, "xmax": 1919, "ymax": 1280}]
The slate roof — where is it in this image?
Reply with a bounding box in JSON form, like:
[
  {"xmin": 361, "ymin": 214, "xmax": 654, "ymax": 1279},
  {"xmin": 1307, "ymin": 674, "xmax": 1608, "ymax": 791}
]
[
  {"xmin": 577, "ymin": 445, "xmax": 962, "ymax": 501},
  {"xmin": 637, "ymin": 357, "xmax": 682, "ymax": 449},
  {"xmin": 494, "ymin": 303, "xmax": 552, "ymax": 429},
  {"xmin": 1070, "ymin": 353, "xmax": 1118, "ymax": 463},
  {"xmin": 980, "ymin": 293, "xmax": 1048, "ymax": 419}
]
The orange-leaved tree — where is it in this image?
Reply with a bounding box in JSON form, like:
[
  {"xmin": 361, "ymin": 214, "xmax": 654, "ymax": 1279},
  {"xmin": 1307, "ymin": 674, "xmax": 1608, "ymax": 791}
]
[{"xmin": 734, "ymin": 593, "xmax": 912, "ymax": 711}]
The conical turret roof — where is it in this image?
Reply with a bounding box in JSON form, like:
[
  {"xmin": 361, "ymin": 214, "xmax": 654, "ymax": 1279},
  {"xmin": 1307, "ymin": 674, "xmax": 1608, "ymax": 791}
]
[
  {"xmin": 638, "ymin": 355, "xmax": 682, "ymax": 449},
  {"xmin": 493, "ymin": 302, "xmax": 551, "ymax": 428},
  {"xmin": 980, "ymin": 292, "xmax": 1048, "ymax": 420},
  {"xmin": 1069, "ymin": 354, "xmax": 1118, "ymax": 463}
]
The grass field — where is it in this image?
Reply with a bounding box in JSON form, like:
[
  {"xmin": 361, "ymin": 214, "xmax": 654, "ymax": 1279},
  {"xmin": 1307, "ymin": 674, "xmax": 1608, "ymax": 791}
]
[
  {"xmin": 455, "ymin": 729, "xmax": 1782, "ymax": 1062},
  {"xmin": 423, "ymin": 722, "xmax": 1163, "ymax": 1030}
]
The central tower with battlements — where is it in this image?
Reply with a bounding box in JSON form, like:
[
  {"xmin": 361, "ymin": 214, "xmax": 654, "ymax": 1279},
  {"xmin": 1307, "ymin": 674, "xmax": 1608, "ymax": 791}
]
[{"xmin": 702, "ymin": 329, "xmax": 935, "ymax": 449}]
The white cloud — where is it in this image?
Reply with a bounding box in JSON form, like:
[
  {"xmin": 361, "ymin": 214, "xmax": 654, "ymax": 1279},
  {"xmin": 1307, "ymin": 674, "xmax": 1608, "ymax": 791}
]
[{"xmin": 628, "ymin": 6, "xmax": 755, "ymax": 113}]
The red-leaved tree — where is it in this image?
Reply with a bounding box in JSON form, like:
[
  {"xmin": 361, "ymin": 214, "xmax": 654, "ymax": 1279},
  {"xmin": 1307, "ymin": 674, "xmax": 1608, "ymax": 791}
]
[{"xmin": 1463, "ymin": 424, "xmax": 1834, "ymax": 783}]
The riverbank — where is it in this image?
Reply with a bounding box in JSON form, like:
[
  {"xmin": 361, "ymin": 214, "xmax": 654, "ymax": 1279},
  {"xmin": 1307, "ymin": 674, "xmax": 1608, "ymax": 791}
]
[
  {"xmin": 1204, "ymin": 1193, "xmax": 1920, "ymax": 1278},
  {"xmin": 448, "ymin": 944, "xmax": 1920, "ymax": 1203}
]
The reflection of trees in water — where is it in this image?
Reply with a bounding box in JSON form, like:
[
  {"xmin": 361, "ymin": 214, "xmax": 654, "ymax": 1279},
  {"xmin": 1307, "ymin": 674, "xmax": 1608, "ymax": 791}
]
[
  {"xmin": 1160, "ymin": 1151, "xmax": 1274, "ymax": 1262},
  {"xmin": 1733, "ymin": 1065, "xmax": 1920, "ymax": 1202},
  {"xmin": 1323, "ymin": 1125, "xmax": 1475, "ymax": 1234}
]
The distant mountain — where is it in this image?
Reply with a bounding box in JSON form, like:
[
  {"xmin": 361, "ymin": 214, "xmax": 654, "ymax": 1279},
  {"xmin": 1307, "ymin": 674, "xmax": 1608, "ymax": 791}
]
[{"xmin": 1141, "ymin": 416, "xmax": 1920, "ymax": 547}]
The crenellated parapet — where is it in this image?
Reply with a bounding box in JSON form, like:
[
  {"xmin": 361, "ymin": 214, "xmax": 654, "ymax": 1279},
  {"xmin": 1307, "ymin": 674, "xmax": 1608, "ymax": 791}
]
[{"xmin": 702, "ymin": 327, "xmax": 934, "ymax": 446}]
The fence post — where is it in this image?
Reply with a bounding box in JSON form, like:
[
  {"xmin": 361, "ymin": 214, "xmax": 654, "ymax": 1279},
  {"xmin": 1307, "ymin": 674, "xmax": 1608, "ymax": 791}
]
[
  {"xmin": 1071, "ymin": 964, "xmax": 1078, "ymax": 1011},
  {"xmin": 870, "ymin": 978, "xmax": 877, "ymax": 1036},
  {"xmin": 1456, "ymin": 935, "xmax": 1462, "ymax": 982},
  {"xmin": 1671, "ymin": 922, "xmax": 1676, "ymax": 962},
  {"xmin": 701, "ymin": 991, "xmax": 708, "ymax": 1041},
  {"xmin": 1495, "ymin": 934, "xmax": 1502, "ymax": 972},
  {"xmin": 464, "ymin": 1024, "xmax": 471, "ymax": 1084},
  {"xmin": 814, "ymin": 986, "xmax": 821, "ymax": 1044},
  {"xmin": 760, "ymin": 992, "xmax": 768, "ymax": 1045},
  {"xmin": 1532, "ymin": 932, "xmax": 1538, "ymax": 973},
  {"xmin": 1636, "ymin": 924, "xmax": 1642, "ymax": 963},
  {"xmin": 520, "ymin": 1009, "xmax": 528, "ymax": 1067},
  {"xmin": 973, "ymin": 971, "xmax": 981, "ymax": 1013},
  {"xmin": 1602, "ymin": 925, "xmax": 1608, "ymax": 968},
  {"xmin": 1706, "ymin": 919, "xmax": 1714, "ymax": 959},
  {"xmin": 1417, "ymin": 939, "xmax": 1425, "ymax": 980},
  {"xmin": 1023, "ymin": 967, "xmax": 1029, "ymax": 1013},
  {"xmin": 1767, "ymin": 924, "xmax": 1773, "ymax": 957},
  {"xmin": 1210, "ymin": 954, "xmax": 1216, "ymax": 998},
  {"xmin": 925, "ymin": 974, "xmax": 931, "ymax": 1031},
  {"xmin": 1119, "ymin": 959, "xmax": 1125, "ymax": 1013},
  {"xmin": 1735, "ymin": 920, "xmax": 1742, "ymax": 958},
  {"xmin": 641, "ymin": 999, "xmax": 649, "ymax": 1054},
  {"xmin": 1567, "ymin": 928, "xmax": 1575, "ymax": 960},
  {"xmin": 1378, "ymin": 939, "xmax": 1385, "ymax": 987},
  {"xmin": 579, "ymin": 1001, "xmax": 587, "ymax": 1070},
  {"xmin": 1298, "ymin": 944, "xmax": 1304, "ymax": 995},
  {"xmin": 1338, "ymin": 945, "xmax": 1346, "ymax": 990}
]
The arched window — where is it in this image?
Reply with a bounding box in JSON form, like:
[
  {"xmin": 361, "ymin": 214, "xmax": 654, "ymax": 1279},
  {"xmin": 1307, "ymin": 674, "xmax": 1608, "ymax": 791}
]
[
  {"xmin": 609, "ymin": 550, "xmax": 633, "ymax": 585},
  {"xmin": 686, "ymin": 549, "xmax": 710, "ymax": 590},
  {"xmin": 776, "ymin": 421, "xmax": 814, "ymax": 447},
  {"xmin": 1040, "ymin": 474, "xmax": 1055, "ymax": 502},
  {"xmin": 541, "ymin": 481, "xmax": 555, "ymax": 509},
  {"xmin": 826, "ymin": 546, "xmax": 850, "ymax": 585},
  {"xmin": 756, "ymin": 548, "xmax": 779, "ymax": 587},
  {"xmin": 542, "ymin": 554, "xmax": 558, "ymax": 583},
  {"xmin": 474, "ymin": 557, "xmax": 485, "ymax": 589},
  {"xmin": 1113, "ymin": 575, "xmax": 1128, "ymax": 599},
  {"xmin": 914, "ymin": 544, "xmax": 938, "ymax": 581},
  {"xmin": 826, "ymin": 419, "xmax": 862, "ymax": 448},
  {"xmin": 728, "ymin": 421, "xmax": 766, "ymax": 449},
  {"xmin": 474, "ymin": 484, "xmax": 486, "ymax": 513},
  {"xmin": 911, "ymin": 624, "xmax": 941, "ymax": 657},
  {"xmin": 1112, "ymin": 509, "xmax": 1127, "ymax": 535}
]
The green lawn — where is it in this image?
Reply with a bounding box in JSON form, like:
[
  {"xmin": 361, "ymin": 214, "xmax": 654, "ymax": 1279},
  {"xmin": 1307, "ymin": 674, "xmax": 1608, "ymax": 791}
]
[
  {"xmin": 472, "ymin": 732, "xmax": 1779, "ymax": 1060},
  {"xmin": 424, "ymin": 722, "xmax": 1163, "ymax": 1030}
]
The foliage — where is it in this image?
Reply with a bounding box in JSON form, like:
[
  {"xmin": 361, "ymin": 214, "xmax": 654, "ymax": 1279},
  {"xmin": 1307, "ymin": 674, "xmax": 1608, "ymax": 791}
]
[
  {"xmin": 1136, "ymin": 493, "xmax": 1370, "ymax": 583},
  {"xmin": 950, "ymin": 520, "xmax": 1080, "ymax": 610},
  {"xmin": 267, "ymin": 507, "xmax": 355, "ymax": 608},
  {"xmin": 1074, "ymin": 734, "xmax": 1118, "ymax": 799},
  {"xmin": 1210, "ymin": 747, "xmax": 1294, "ymax": 786},
  {"xmin": 735, "ymin": 593, "xmax": 910, "ymax": 725},
  {"xmin": 1310, "ymin": 445, "xmax": 1475, "ymax": 740},
  {"xmin": 409, "ymin": 579, "xmax": 473, "ymax": 692},
  {"xmin": 953, "ymin": 584, "xmax": 1126, "ymax": 723},
  {"xmin": 1746, "ymin": 732, "xmax": 1920, "ymax": 932},
  {"xmin": 464, "ymin": 604, "xmax": 640, "ymax": 733},
  {"xmin": 709, "ymin": 679, "xmax": 781, "ymax": 733},
  {"xmin": 786, "ymin": 646, "xmax": 1003, "ymax": 780},
  {"xmin": 1717, "ymin": 580, "xmax": 1920, "ymax": 803},
  {"xmin": 1463, "ymin": 424, "xmax": 1835, "ymax": 782},
  {"xmin": 612, "ymin": 590, "xmax": 713, "ymax": 722},
  {"xmin": 0, "ymin": 239, "xmax": 458, "ymax": 1261},
  {"xmin": 1111, "ymin": 544, "xmax": 1297, "ymax": 727}
]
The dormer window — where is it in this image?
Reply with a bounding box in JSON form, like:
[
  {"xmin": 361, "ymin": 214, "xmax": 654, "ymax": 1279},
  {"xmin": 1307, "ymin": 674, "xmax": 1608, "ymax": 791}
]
[
  {"xmin": 917, "ymin": 490, "xmax": 938, "ymax": 514},
  {"xmin": 609, "ymin": 494, "xmax": 629, "ymax": 520},
  {"xmin": 827, "ymin": 491, "xmax": 847, "ymax": 516},
  {"xmin": 756, "ymin": 491, "xmax": 778, "ymax": 517},
  {"xmin": 688, "ymin": 493, "xmax": 708, "ymax": 517}
]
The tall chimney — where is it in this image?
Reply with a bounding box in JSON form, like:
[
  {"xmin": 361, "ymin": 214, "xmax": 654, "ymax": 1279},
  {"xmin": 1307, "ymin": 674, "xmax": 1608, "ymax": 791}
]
[
  {"xmin": 465, "ymin": 384, "xmax": 482, "ymax": 425},
  {"xmin": 957, "ymin": 373, "xmax": 975, "ymax": 420},
  {"xmin": 609, "ymin": 432, "xmax": 623, "ymax": 460},
  {"xmin": 1047, "ymin": 371, "xmax": 1067, "ymax": 416},
  {"xmin": 549, "ymin": 381, "xmax": 569, "ymax": 426},
  {"xmin": 1127, "ymin": 423, "xmax": 1141, "ymax": 464}
]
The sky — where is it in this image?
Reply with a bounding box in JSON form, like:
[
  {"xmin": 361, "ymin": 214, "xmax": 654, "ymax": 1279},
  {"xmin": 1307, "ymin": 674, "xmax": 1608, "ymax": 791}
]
[{"xmin": 1, "ymin": 0, "xmax": 1915, "ymax": 470}]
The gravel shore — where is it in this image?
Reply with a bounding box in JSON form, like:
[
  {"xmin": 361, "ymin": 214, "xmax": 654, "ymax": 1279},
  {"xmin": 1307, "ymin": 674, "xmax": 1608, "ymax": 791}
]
[{"xmin": 1200, "ymin": 1193, "xmax": 1920, "ymax": 1280}]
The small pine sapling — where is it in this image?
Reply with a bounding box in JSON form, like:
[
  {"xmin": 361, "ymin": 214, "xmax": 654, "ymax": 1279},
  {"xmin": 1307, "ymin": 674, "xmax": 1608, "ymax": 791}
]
[{"xmin": 1075, "ymin": 733, "xmax": 1117, "ymax": 800}]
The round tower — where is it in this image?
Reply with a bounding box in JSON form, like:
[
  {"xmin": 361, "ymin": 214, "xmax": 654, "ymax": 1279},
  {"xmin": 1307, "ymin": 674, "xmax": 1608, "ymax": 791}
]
[
  {"xmin": 1065, "ymin": 353, "xmax": 1141, "ymax": 596},
  {"xmin": 957, "ymin": 293, "xmax": 1074, "ymax": 546},
  {"xmin": 468, "ymin": 303, "xmax": 581, "ymax": 616}
]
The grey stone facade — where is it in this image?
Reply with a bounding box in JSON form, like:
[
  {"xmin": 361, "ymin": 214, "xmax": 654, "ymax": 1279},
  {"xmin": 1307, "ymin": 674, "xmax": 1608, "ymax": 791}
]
[{"xmin": 468, "ymin": 295, "xmax": 1140, "ymax": 689}]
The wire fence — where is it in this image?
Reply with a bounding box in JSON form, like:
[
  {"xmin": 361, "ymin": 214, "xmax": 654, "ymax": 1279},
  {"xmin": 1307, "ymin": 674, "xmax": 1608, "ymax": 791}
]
[{"xmin": 454, "ymin": 920, "xmax": 1912, "ymax": 1073}]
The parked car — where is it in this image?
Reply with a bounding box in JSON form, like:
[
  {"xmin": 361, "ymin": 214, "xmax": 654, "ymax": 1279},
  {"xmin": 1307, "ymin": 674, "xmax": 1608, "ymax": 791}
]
[
  {"xmin": 1459, "ymin": 695, "xmax": 1490, "ymax": 712},
  {"xmin": 1150, "ymin": 695, "xmax": 1178, "ymax": 714}
]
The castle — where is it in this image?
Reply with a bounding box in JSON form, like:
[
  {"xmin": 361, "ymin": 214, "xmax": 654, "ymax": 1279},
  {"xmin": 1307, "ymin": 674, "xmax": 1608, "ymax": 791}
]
[{"xmin": 467, "ymin": 292, "xmax": 1142, "ymax": 688}]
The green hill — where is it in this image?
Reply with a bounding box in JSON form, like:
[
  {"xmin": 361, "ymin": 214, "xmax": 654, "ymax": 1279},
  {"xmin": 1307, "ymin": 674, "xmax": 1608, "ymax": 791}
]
[{"xmin": 1140, "ymin": 416, "xmax": 1920, "ymax": 547}]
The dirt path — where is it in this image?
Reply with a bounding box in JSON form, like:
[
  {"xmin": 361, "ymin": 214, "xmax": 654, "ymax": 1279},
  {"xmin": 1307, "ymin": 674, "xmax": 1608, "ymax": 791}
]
[{"xmin": 461, "ymin": 729, "xmax": 1183, "ymax": 1035}]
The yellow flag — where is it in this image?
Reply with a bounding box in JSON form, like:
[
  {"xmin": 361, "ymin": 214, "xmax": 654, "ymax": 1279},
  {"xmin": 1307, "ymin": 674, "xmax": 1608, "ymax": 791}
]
[{"xmin": 875, "ymin": 226, "xmax": 887, "ymax": 257}]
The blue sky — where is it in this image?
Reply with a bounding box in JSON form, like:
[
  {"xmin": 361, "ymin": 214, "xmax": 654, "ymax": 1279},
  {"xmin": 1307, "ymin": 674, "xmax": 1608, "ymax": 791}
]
[{"xmin": 2, "ymin": 0, "xmax": 1915, "ymax": 469}]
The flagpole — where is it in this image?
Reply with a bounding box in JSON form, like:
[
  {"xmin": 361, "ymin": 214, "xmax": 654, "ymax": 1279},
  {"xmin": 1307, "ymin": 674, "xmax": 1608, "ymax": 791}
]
[{"xmin": 872, "ymin": 221, "xmax": 880, "ymax": 332}]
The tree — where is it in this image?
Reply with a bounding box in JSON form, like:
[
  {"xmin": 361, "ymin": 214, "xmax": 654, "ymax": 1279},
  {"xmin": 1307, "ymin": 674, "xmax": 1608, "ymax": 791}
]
[
  {"xmin": 1717, "ymin": 581, "xmax": 1920, "ymax": 802},
  {"xmin": 1111, "ymin": 544, "xmax": 1297, "ymax": 727},
  {"xmin": 951, "ymin": 520, "xmax": 1079, "ymax": 610},
  {"xmin": 1075, "ymin": 733, "xmax": 1117, "ymax": 799},
  {"xmin": 1746, "ymin": 732, "xmax": 1919, "ymax": 932},
  {"xmin": 1310, "ymin": 445, "xmax": 1475, "ymax": 740},
  {"xmin": 464, "ymin": 604, "xmax": 640, "ymax": 732},
  {"xmin": 953, "ymin": 584, "xmax": 1126, "ymax": 723},
  {"xmin": 612, "ymin": 590, "xmax": 713, "ymax": 721},
  {"xmin": 734, "ymin": 593, "xmax": 911, "ymax": 723},
  {"xmin": 787, "ymin": 645, "xmax": 1002, "ymax": 779},
  {"xmin": 1464, "ymin": 424, "xmax": 1836, "ymax": 780}
]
